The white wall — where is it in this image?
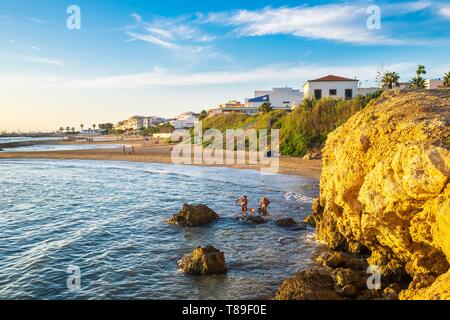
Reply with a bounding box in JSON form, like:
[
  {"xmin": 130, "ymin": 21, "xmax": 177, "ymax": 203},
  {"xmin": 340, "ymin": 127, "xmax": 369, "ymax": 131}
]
[{"xmin": 304, "ymin": 81, "xmax": 358, "ymax": 99}]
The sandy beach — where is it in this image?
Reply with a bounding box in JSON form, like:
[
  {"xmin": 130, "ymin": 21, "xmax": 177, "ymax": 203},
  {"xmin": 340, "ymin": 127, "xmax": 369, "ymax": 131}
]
[{"xmin": 0, "ymin": 138, "xmax": 322, "ymax": 179}]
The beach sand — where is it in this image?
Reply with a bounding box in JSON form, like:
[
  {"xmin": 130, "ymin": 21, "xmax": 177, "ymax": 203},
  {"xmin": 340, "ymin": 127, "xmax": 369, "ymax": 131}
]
[{"xmin": 0, "ymin": 139, "xmax": 322, "ymax": 179}]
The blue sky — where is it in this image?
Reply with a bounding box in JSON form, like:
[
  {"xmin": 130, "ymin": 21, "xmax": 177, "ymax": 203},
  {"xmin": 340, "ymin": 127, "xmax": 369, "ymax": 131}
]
[{"xmin": 0, "ymin": 0, "xmax": 449, "ymax": 131}]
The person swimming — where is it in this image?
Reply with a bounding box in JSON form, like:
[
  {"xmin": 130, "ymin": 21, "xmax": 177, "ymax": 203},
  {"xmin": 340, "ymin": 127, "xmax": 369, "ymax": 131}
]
[{"xmin": 259, "ymin": 197, "xmax": 270, "ymax": 215}]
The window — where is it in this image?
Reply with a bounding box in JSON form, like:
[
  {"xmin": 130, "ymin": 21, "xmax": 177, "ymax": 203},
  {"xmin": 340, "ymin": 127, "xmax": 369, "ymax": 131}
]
[
  {"xmin": 329, "ymin": 89, "xmax": 337, "ymax": 96},
  {"xmin": 345, "ymin": 89, "xmax": 353, "ymax": 100},
  {"xmin": 314, "ymin": 89, "xmax": 322, "ymax": 100}
]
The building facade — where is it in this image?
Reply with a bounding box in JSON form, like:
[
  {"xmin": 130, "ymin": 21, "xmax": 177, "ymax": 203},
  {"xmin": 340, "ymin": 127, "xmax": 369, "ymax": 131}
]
[
  {"xmin": 303, "ymin": 75, "xmax": 359, "ymax": 100},
  {"xmin": 174, "ymin": 112, "xmax": 199, "ymax": 129},
  {"xmin": 246, "ymin": 87, "xmax": 303, "ymax": 110}
]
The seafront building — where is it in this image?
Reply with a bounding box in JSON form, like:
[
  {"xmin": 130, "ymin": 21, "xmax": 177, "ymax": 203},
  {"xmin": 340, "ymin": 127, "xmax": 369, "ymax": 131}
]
[
  {"xmin": 113, "ymin": 115, "xmax": 167, "ymax": 131},
  {"xmin": 173, "ymin": 112, "xmax": 200, "ymax": 129},
  {"xmin": 246, "ymin": 87, "xmax": 303, "ymax": 110},
  {"xmin": 303, "ymin": 75, "xmax": 359, "ymax": 100}
]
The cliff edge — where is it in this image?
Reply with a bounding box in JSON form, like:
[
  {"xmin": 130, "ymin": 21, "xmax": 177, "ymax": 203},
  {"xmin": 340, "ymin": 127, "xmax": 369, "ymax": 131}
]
[{"xmin": 307, "ymin": 89, "xmax": 450, "ymax": 299}]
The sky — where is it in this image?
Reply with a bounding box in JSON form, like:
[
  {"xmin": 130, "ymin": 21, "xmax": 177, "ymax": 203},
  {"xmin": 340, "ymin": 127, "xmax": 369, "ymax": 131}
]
[{"xmin": 0, "ymin": 0, "xmax": 449, "ymax": 132}]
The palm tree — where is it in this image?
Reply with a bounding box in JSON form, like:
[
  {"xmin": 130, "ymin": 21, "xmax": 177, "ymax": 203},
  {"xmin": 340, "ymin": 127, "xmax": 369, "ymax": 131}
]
[
  {"xmin": 381, "ymin": 71, "xmax": 400, "ymax": 89},
  {"xmin": 443, "ymin": 72, "xmax": 450, "ymax": 88},
  {"xmin": 65, "ymin": 126, "xmax": 70, "ymax": 134},
  {"xmin": 71, "ymin": 127, "xmax": 75, "ymax": 134},
  {"xmin": 410, "ymin": 76, "xmax": 426, "ymax": 89},
  {"xmin": 93, "ymin": 124, "xmax": 96, "ymax": 131},
  {"xmin": 416, "ymin": 65, "xmax": 426, "ymax": 77},
  {"xmin": 80, "ymin": 124, "xmax": 84, "ymax": 132},
  {"xmin": 410, "ymin": 65, "xmax": 427, "ymax": 89},
  {"xmin": 59, "ymin": 127, "xmax": 64, "ymax": 134}
]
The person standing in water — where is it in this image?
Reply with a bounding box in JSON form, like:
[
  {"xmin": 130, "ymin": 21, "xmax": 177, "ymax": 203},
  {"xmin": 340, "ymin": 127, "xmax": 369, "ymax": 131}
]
[
  {"xmin": 235, "ymin": 195, "xmax": 248, "ymax": 218},
  {"xmin": 259, "ymin": 197, "xmax": 270, "ymax": 215}
]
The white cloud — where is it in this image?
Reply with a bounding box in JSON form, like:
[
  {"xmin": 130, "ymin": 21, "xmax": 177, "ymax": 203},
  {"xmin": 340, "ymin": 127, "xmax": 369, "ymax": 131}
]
[
  {"xmin": 20, "ymin": 55, "xmax": 65, "ymax": 68},
  {"xmin": 28, "ymin": 17, "xmax": 52, "ymax": 24},
  {"xmin": 9, "ymin": 40, "xmax": 15, "ymax": 44},
  {"xmin": 30, "ymin": 46, "xmax": 41, "ymax": 51},
  {"xmin": 438, "ymin": 5, "xmax": 450, "ymax": 19},
  {"xmin": 0, "ymin": 62, "xmax": 417, "ymax": 89},
  {"xmin": 203, "ymin": 2, "xmax": 433, "ymax": 45},
  {"xmin": 124, "ymin": 14, "xmax": 217, "ymax": 55}
]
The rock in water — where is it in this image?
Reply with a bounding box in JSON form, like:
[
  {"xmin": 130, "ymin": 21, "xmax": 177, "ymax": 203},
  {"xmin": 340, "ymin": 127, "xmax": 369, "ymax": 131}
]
[
  {"xmin": 275, "ymin": 217, "xmax": 296, "ymax": 227},
  {"xmin": 178, "ymin": 246, "xmax": 227, "ymax": 275},
  {"xmin": 274, "ymin": 269, "xmax": 342, "ymax": 300},
  {"xmin": 167, "ymin": 204, "xmax": 219, "ymax": 227},
  {"xmin": 276, "ymin": 217, "xmax": 307, "ymax": 230},
  {"xmin": 306, "ymin": 90, "xmax": 450, "ymax": 299},
  {"xmin": 245, "ymin": 215, "xmax": 266, "ymax": 224}
]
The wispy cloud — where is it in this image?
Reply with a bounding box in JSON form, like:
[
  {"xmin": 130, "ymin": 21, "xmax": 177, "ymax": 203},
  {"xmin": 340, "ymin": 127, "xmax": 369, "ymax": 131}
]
[
  {"xmin": 0, "ymin": 62, "xmax": 419, "ymax": 89},
  {"xmin": 28, "ymin": 17, "xmax": 52, "ymax": 24},
  {"xmin": 124, "ymin": 13, "xmax": 217, "ymax": 55},
  {"xmin": 203, "ymin": 1, "xmax": 435, "ymax": 45},
  {"xmin": 20, "ymin": 55, "xmax": 65, "ymax": 68},
  {"xmin": 30, "ymin": 46, "xmax": 42, "ymax": 51}
]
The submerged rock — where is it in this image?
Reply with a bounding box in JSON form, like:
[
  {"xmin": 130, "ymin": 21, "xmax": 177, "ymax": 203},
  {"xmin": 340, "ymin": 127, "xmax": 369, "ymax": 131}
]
[
  {"xmin": 306, "ymin": 90, "xmax": 450, "ymax": 299},
  {"xmin": 276, "ymin": 217, "xmax": 306, "ymax": 230},
  {"xmin": 274, "ymin": 269, "xmax": 342, "ymax": 300},
  {"xmin": 178, "ymin": 246, "xmax": 227, "ymax": 275},
  {"xmin": 245, "ymin": 215, "xmax": 266, "ymax": 224},
  {"xmin": 167, "ymin": 204, "xmax": 219, "ymax": 227}
]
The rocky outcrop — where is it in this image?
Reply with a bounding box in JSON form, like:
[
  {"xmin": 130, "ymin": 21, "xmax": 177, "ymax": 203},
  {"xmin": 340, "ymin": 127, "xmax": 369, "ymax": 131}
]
[
  {"xmin": 307, "ymin": 90, "xmax": 450, "ymax": 299},
  {"xmin": 178, "ymin": 246, "xmax": 227, "ymax": 275},
  {"xmin": 168, "ymin": 204, "xmax": 219, "ymax": 227}
]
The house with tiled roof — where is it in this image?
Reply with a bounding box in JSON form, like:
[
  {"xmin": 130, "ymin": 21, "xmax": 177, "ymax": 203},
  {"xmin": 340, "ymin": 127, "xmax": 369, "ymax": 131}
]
[{"xmin": 303, "ymin": 75, "xmax": 359, "ymax": 100}]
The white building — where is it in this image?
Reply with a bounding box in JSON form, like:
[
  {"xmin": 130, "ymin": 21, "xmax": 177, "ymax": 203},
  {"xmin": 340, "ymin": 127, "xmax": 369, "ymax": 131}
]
[
  {"xmin": 425, "ymin": 79, "xmax": 444, "ymax": 89},
  {"xmin": 143, "ymin": 116, "xmax": 166, "ymax": 127},
  {"xmin": 174, "ymin": 112, "xmax": 199, "ymax": 129},
  {"xmin": 303, "ymin": 75, "xmax": 359, "ymax": 100},
  {"xmin": 246, "ymin": 87, "xmax": 303, "ymax": 110}
]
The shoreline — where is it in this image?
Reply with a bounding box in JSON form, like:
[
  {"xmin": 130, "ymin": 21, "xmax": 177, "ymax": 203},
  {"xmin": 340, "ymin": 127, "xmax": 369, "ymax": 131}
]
[{"xmin": 0, "ymin": 141, "xmax": 322, "ymax": 179}]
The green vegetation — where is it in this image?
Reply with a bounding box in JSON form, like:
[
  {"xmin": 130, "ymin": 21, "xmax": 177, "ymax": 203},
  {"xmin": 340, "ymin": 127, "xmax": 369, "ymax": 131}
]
[
  {"xmin": 200, "ymin": 91, "xmax": 383, "ymax": 156},
  {"xmin": 443, "ymin": 72, "xmax": 450, "ymax": 88},
  {"xmin": 258, "ymin": 101, "xmax": 273, "ymax": 114},
  {"xmin": 137, "ymin": 123, "xmax": 175, "ymax": 136},
  {"xmin": 381, "ymin": 71, "xmax": 400, "ymax": 89},
  {"xmin": 410, "ymin": 65, "xmax": 427, "ymax": 89}
]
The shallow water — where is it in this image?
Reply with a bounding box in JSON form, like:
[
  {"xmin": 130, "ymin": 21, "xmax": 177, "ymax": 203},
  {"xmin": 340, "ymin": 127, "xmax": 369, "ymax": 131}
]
[
  {"xmin": 0, "ymin": 136, "xmax": 64, "ymax": 144},
  {"xmin": 0, "ymin": 159, "xmax": 321, "ymax": 300},
  {"xmin": 2, "ymin": 144, "xmax": 126, "ymax": 152}
]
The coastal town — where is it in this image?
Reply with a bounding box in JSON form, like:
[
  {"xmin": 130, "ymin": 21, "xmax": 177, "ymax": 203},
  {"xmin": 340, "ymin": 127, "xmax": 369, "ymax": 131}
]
[{"xmin": 63, "ymin": 71, "xmax": 448, "ymax": 136}]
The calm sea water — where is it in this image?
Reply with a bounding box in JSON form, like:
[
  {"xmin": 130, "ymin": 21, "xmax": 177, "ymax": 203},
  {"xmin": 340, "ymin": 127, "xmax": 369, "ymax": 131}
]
[
  {"xmin": 0, "ymin": 137, "xmax": 64, "ymax": 144},
  {"xmin": 0, "ymin": 159, "xmax": 321, "ymax": 300},
  {"xmin": 2, "ymin": 144, "xmax": 127, "ymax": 152}
]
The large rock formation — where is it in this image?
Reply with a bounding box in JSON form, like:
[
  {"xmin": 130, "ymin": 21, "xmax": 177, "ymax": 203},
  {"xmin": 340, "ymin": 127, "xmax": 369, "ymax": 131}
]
[
  {"xmin": 308, "ymin": 90, "xmax": 450, "ymax": 299},
  {"xmin": 178, "ymin": 246, "xmax": 227, "ymax": 275},
  {"xmin": 168, "ymin": 204, "xmax": 219, "ymax": 227}
]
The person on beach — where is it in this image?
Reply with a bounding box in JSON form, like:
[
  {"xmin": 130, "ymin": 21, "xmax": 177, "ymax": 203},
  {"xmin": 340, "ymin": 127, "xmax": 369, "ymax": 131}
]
[
  {"xmin": 122, "ymin": 146, "xmax": 126, "ymax": 155},
  {"xmin": 235, "ymin": 195, "xmax": 248, "ymax": 218},
  {"xmin": 259, "ymin": 197, "xmax": 270, "ymax": 215},
  {"xmin": 131, "ymin": 146, "xmax": 135, "ymax": 154}
]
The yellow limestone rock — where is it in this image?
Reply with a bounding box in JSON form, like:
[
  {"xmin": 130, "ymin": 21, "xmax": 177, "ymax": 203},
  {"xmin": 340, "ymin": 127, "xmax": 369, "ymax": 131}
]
[{"xmin": 309, "ymin": 90, "xmax": 450, "ymax": 299}]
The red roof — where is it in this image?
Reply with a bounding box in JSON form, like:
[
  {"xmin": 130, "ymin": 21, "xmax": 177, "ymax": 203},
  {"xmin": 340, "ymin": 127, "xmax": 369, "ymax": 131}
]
[{"xmin": 309, "ymin": 75, "xmax": 358, "ymax": 82}]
